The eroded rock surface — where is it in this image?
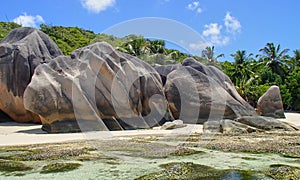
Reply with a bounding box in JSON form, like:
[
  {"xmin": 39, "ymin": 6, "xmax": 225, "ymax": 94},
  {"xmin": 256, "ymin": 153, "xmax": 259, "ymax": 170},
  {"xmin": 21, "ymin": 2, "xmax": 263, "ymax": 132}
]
[
  {"xmin": 164, "ymin": 58, "xmax": 257, "ymax": 124},
  {"xmin": 24, "ymin": 42, "xmax": 172, "ymax": 132},
  {"xmin": 0, "ymin": 27, "xmax": 62, "ymax": 123}
]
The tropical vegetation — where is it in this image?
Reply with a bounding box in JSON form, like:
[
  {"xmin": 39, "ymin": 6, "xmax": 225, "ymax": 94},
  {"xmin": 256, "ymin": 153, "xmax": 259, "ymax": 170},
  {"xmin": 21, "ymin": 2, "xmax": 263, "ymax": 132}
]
[{"xmin": 0, "ymin": 22, "xmax": 299, "ymax": 111}]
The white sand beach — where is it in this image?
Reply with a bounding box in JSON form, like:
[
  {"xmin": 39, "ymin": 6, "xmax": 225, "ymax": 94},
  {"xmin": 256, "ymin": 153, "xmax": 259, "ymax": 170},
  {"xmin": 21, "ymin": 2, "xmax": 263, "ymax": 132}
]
[{"xmin": 0, "ymin": 113, "xmax": 299, "ymax": 146}]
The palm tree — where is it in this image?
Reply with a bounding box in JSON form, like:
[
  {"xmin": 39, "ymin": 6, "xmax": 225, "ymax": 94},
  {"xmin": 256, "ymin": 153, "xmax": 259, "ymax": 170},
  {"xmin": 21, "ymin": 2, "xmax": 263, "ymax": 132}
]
[
  {"xmin": 119, "ymin": 37, "xmax": 151, "ymax": 57},
  {"xmin": 256, "ymin": 43, "xmax": 289, "ymax": 75},
  {"xmin": 201, "ymin": 46, "xmax": 224, "ymax": 65},
  {"xmin": 149, "ymin": 40, "xmax": 166, "ymax": 54},
  {"xmin": 286, "ymin": 49, "xmax": 300, "ymax": 71},
  {"xmin": 229, "ymin": 50, "xmax": 255, "ymax": 85}
]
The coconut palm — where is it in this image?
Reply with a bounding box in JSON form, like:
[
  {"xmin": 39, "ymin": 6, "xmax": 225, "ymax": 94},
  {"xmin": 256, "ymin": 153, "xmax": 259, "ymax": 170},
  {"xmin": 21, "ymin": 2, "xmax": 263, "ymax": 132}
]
[
  {"xmin": 286, "ymin": 49, "xmax": 300, "ymax": 71},
  {"xmin": 119, "ymin": 37, "xmax": 152, "ymax": 57},
  {"xmin": 256, "ymin": 43, "xmax": 289, "ymax": 75},
  {"xmin": 201, "ymin": 46, "xmax": 224, "ymax": 65},
  {"xmin": 229, "ymin": 50, "xmax": 255, "ymax": 85},
  {"xmin": 149, "ymin": 40, "xmax": 166, "ymax": 54}
]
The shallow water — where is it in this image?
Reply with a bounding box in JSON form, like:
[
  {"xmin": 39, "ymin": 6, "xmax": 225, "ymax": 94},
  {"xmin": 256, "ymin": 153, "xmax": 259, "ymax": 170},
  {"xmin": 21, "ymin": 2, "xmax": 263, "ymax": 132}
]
[{"xmin": 1, "ymin": 144, "xmax": 299, "ymax": 180}]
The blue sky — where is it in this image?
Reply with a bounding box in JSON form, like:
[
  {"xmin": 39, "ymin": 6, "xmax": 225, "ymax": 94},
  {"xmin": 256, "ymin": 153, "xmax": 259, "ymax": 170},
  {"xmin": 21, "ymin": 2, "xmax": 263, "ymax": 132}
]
[{"xmin": 1, "ymin": 0, "xmax": 299, "ymax": 61}]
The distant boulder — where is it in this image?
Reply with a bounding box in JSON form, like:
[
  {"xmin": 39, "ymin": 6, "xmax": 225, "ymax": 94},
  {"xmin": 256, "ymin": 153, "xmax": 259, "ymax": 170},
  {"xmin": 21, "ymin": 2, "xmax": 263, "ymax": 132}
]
[
  {"xmin": 163, "ymin": 58, "xmax": 257, "ymax": 124},
  {"xmin": 0, "ymin": 27, "xmax": 62, "ymax": 123},
  {"xmin": 203, "ymin": 119, "xmax": 258, "ymax": 134},
  {"xmin": 256, "ymin": 85, "xmax": 285, "ymax": 118},
  {"xmin": 24, "ymin": 42, "xmax": 172, "ymax": 133},
  {"xmin": 236, "ymin": 116, "xmax": 297, "ymax": 131},
  {"xmin": 203, "ymin": 115, "xmax": 298, "ymax": 134}
]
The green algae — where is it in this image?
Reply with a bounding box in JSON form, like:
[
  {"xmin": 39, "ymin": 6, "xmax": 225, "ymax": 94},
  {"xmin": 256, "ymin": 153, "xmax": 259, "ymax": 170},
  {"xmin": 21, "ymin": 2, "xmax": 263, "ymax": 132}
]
[
  {"xmin": 136, "ymin": 162, "xmax": 262, "ymax": 180},
  {"xmin": 40, "ymin": 162, "xmax": 82, "ymax": 174},
  {"xmin": 0, "ymin": 159, "xmax": 32, "ymax": 173},
  {"xmin": 266, "ymin": 164, "xmax": 300, "ymax": 180},
  {"xmin": 169, "ymin": 148, "xmax": 205, "ymax": 157}
]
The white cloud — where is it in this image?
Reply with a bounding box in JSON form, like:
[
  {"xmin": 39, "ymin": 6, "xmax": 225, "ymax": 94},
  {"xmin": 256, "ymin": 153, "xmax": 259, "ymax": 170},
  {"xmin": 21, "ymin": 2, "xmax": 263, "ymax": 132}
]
[
  {"xmin": 224, "ymin": 12, "xmax": 241, "ymax": 34},
  {"xmin": 202, "ymin": 12, "xmax": 242, "ymax": 46},
  {"xmin": 187, "ymin": 1, "xmax": 199, "ymax": 10},
  {"xmin": 202, "ymin": 23, "xmax": 229, "ymax": 46},
  {"xmin": 189, "ymin": 42, "xmax": 210, "ymax": 51},
  {"xmin": 81, "ymin": 0, "xmax": 115, "ymax": 13},
  {"xmin": 187, "ymin": 1, "xmax": 202, "ymax": 14},
  {"xmin": 196, "ymin": 8, "xmax": 202, "ymax": 14},
  {"xmin": 13, "ymin": 13, "xmax": 45, "ymax": 28},
  {"xmin": 202, "ymin": 23, "xmax": 222, "ymax": 37},
  {"xmin": 210, "ymin": 35, "xmax": 230, "ymax": 46}
]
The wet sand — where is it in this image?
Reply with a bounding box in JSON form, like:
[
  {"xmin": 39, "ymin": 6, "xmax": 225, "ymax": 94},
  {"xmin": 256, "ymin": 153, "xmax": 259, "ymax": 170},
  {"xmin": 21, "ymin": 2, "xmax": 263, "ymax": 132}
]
[{"xmin": 0, "ymin": 113, "xmax": 298, "ymax": 146}]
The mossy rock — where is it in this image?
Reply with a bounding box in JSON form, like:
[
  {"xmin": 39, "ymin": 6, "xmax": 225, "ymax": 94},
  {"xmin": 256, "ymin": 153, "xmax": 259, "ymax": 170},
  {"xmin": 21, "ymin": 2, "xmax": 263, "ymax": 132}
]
[
  {"xmin": 40, "ymin": 162, "xmax": 82, "ymax": 174},
  {"xmin": 11, "ymin": 148, "xmax": 91, "ymax": 161},
  {"xmin": 136, "ymin": 162, "xmax": 260, "ymax": 179},
  {"xmin": 266, "ymin": 164, "xmax": 300, "ymax": 180},
  {"xmin": 0, "ymin": 160, "xmax": 32, "ymax": 173},
  {"xmin": 170, "ymin": 148, "xmax": 205, "ymax": 156}
]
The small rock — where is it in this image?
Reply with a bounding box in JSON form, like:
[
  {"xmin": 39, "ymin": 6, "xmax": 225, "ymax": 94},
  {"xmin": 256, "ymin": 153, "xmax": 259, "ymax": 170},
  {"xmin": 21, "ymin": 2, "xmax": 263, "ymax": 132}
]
[
  {"xmin": 203, "ymin": 121, "xmax": 221, "ymax": 133},
  {"xmin": 220, "ymin": 120, "xmax": 258, "ymax": 133},
  {"xmin": 152, "ymin": 127, "xmax": 161, "ymax": 130},
  {"xmin": 203, "ymin": 119, "xmax": 259, "ymax": 134},
  {"xmin": 160, "ymin": 122, "xmax": 177, "ymax": 130},
  {"xmin": 173, "ymin": 120, "xmax": 187, "ymax": 128},
  {"xmin": 160, "ymin": 120, "xmax": 187, "ymax": 130}
]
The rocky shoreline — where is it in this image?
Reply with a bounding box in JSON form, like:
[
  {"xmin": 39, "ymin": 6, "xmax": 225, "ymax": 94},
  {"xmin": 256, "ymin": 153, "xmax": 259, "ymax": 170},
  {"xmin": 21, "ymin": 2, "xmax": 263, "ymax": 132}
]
[
  {"xmin": 0, "ymin": 128, "xmax": 299, "ymax": 179},
  {"xmin": 0, "ymin": 27, "xmax": 298, "ymax": 134}
]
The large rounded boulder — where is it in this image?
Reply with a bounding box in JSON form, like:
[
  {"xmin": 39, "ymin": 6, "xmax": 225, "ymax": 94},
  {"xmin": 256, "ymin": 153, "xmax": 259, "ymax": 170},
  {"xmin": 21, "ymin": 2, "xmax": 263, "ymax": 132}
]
[
  {"xmin": 24, "ymin": 42, "xmax": 172, "ymax": 133},
  {"xmin": 0, "ymin": 27, "xmax": 62, "ymax": 123},
  {"xmin": 163, "ymin": 58, "xmax": 257, "ymax": 124}
]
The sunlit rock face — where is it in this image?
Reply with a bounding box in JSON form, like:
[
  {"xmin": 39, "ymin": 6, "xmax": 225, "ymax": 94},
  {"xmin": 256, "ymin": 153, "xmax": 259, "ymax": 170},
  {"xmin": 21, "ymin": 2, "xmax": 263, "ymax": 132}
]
[
  {"xmin": 257, "ymin": 85, "xmax": 285, "ymax": 118},
  {"xmin": 24, "ymin": 42, "xmax": 172, "ymax": 132},
  {"xmin": 161, "ymin": 58, "xmax": 257, "ymax": 124},
  {"xmin": 0, "ymin": 27, "xmax": 62, "ymax": 123}
]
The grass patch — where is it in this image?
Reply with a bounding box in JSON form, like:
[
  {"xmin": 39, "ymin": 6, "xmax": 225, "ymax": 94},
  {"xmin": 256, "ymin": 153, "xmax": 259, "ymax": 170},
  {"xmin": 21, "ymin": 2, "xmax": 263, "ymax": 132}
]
[{"xmin": 40, "ymin": 162, "xmax": 81, "ymax": 174}]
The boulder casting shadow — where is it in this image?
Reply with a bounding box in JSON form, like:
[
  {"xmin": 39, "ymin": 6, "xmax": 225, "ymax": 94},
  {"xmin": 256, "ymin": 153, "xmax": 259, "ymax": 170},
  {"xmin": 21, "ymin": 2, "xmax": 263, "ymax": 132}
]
[{"xmin": 0, "ymin": 27, "xmax": 62, "ymax": 123}]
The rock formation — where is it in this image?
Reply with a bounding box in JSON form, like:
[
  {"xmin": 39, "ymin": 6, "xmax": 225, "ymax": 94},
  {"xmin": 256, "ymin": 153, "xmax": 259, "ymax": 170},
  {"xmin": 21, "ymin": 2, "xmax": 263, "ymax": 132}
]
[
  {"xmin": 0, "ymin": 27, "xmax": 62, "ymax": 123},
  {"xmin": 256, "ymin": 85, "xmax": 285, "ymax": 118},
  {"xmin": 0, "ymin": 27, "xmax": 295, "ymax": 134},
  {"xmin": 203, "ymin": 119, "xmax": 258, "ymax": 134},
  {"xmin": 203, "ymin": 116, "xmax": 298, "ymax": 134},
  {"xmin": 24, "ymin": 42, "xmax": 172, "ymax": 132},
  {"xmin": 163, "ymin": 58, "xmax": 257, "ymax": 124}
]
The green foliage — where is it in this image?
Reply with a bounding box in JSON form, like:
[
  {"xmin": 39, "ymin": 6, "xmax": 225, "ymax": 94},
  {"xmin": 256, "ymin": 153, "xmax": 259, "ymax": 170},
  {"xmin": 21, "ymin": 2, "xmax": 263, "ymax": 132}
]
[
  {"xmin": 222, "ymin": 44, "xmax": 300, "ymax": 111},
  {"xmin": 0, "ymin": 22, "xmax": 21, "ymax": 40},
  {"xmin": 40, "ymin": 24, "xmax": 96, "ymax": 55},
  {"xmin": 202, "ymin": 46, "xmax": 224, "ymax": 65},
  {"xmin": 92, "ymin": 33, "xmax": 136, "ymax": 47},
  {"xmin": 286, "ymin": 67, "xmax": 300, "ymax": 110}
]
